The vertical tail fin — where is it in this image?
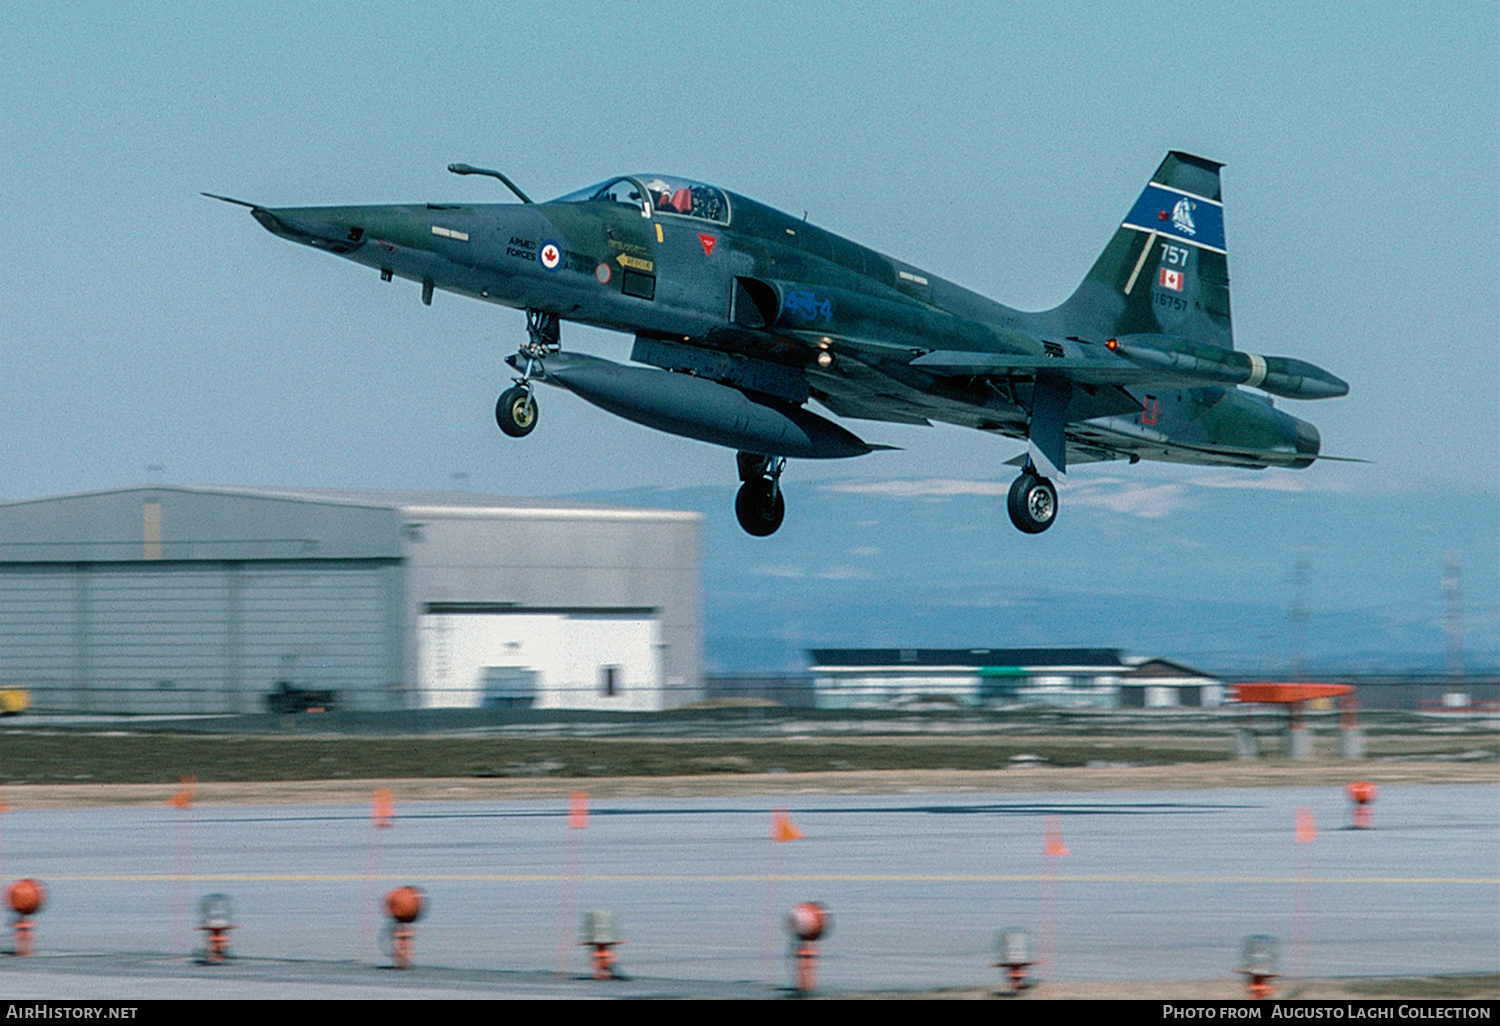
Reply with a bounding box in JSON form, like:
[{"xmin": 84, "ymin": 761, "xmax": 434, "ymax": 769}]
[{"xmin": 1059, "ymin": 151, "xmax": 1234, "ymax": 349}]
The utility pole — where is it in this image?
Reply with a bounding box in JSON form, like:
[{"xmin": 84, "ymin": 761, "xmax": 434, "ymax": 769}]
[
  {"xmin": 1443, "ymin": 551, "xmax": 1464, "ymax": 679},
  {"xmin": 1288, "ymin": 558, "xmax": 1309, "ymax": 678}
]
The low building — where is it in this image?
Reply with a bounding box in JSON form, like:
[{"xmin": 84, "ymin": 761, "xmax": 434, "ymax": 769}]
[
  {"xmin": 1117, "ymin": 658, "xmax": 1224, "ymax": 708},
  {"xmin": 0, "ymin": 487, "xmax": 700, "ymax": 714},
  {"xmin": 807, "ymin": 648, "xmax": 1220, "ymax": 710}
]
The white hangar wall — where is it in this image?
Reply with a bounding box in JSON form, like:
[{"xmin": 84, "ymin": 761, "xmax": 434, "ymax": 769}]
[{"xmin": 400, "ymin": 498, "xmax": 700, "ymax": 713}]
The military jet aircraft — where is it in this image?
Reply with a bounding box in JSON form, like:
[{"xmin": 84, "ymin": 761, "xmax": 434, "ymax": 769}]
[{"xmin": 210, "ymin": 151, "xmax": 1348, "ymax": 536}]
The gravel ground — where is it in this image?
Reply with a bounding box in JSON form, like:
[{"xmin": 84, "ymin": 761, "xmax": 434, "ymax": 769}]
[{"xmin": 1, "ymin": 760, "xmax": 1494, "ymax": 808}]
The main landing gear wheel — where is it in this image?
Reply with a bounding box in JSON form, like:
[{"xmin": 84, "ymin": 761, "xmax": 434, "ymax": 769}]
[
  {"xmin": 735, "ymin": 480, "xmax": 785, "ymax": 537},
  {"xmin": 1007, "ymin": 471, "xmax": 1057, "ymax": 534},
  {"xmin": 734, "ymin": 451, "xmax": 787, "ymax": 537},
  {"xmin": 496, "ymin": 386, "xmax": 537, "ymax": 438}
]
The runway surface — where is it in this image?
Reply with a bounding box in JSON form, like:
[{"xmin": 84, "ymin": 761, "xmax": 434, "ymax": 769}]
[{"xmin": 0, "ymin": 784, "xmax": 1494, "ymax": 997}]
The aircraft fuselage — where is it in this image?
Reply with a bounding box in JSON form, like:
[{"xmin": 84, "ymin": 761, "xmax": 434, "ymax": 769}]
[{"xmin": 225, "ymin": 156, "xmax": 1348, "ymax": 535}]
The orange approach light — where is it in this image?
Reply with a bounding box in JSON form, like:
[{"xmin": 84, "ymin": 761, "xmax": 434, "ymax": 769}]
[
  {"xmin": 787, "ymin": 902, "xmax": 831, "ymax": 995},
  {"xmin": 1347, "ymin": 781, "xmax": 1377, "ymax": 829},
  {"xmin": 198, "ymin": 893, "xmax": 236, "ymax": 964},
  {"xmin": 580, "ymin": 909, "xmax": 622, "ymax": 980},
  {"xmin": 7, "ymin": 879, "xmax": 46, "ymax": 957},
  {"xmin": 385, "ymin": 886, "xmax": 425, "ymax": 970},
  {"xmin": 994, "ymin": 928, "xmax": 1037, "ymax": 995}
]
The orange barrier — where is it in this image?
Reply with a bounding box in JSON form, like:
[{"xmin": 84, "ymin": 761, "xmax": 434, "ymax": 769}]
[{"xmin": 1232, "ymin": 683, "xmax": 1352, "ymax": 704}]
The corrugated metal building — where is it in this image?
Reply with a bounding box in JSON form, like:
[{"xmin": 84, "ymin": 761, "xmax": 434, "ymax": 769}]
[{"xmin": 0, "ymin": 488, "xmax": 700, "ymax": 714}]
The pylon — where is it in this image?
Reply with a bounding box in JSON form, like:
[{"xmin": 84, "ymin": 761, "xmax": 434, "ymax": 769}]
[
  {"xmin": 1295, "ymin": 806, "xmax": 1317, "ymax": 844},
  {"xmin": 1044, "ymin": 815, "xmax": 1069, "ymax": 856},
  {"xmin": 372, "ymin": 788, "xmax": 394, "ymax": 829},
  {"xmin": 168, "ymin": 776, "xmax": 196, "ymax": 809}
]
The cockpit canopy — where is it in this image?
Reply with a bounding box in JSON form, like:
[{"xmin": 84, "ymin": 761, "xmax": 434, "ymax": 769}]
[{"xmin": 552, "ymin": 176, "xmax": 730, "ymax": 225}]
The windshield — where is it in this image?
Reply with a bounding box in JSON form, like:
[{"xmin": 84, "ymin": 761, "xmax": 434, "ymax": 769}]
[{"xmin": 553, "ymin": 176, "xmax": 730, "ymax": 225}]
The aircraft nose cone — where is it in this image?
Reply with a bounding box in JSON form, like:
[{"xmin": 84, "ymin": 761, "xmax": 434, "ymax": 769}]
[{"xmin": 252, "ymin": 207, "xmax": 367, "ymax": 253}]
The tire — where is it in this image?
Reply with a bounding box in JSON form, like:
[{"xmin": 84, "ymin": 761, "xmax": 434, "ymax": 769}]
[
  {"xmin": 735, "ymin": 481, "xmax": 786, "ymax": 537},
  {"xmin": 496, "ymin": 386, "xmax": 537, "ymax": 438},
  {"xmin": 1007, "ymin": 473, "xmax": 1057, "ymax": 534}
]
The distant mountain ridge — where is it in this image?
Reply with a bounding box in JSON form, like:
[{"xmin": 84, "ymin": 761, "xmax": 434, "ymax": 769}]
[{"xmin": 566, "ymin": 472, "xmax": 1499, "ymax": 676}]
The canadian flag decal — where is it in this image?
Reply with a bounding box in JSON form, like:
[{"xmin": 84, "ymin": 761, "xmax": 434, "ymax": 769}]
[{"xmin": 1158, "ymin": 267, "xmax": 1184, "ymax": 291}]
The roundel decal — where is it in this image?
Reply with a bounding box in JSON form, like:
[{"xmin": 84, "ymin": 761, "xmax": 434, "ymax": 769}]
[{"xmin": 538, "ymin": 239, "xmax": 562, "ymax": 271}]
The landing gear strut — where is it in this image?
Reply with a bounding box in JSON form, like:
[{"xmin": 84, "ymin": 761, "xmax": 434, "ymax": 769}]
[
  {"xmin": 496, "ymin": 309, "xmax": 559, "ymax": 438},
  {"xmin": 735, "ymin": 452, "xmax": 786, "ymax": 536},
  {"xmin": 1007, "ymin": 464, "xmax": 1057, "ymax": 534}
]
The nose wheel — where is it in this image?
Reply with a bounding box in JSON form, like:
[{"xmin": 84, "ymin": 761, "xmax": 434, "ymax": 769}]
[
  {"xmin": 735, "ymin": 452, "xmax": 786, "ymax": 536},
  {"xmin": 496, "ymin": 309, "xmax": 558, "ymax": 439},
  {"xmin": 496, "ymin": 386, "xmax": 537, "ymax": 437},
  {"xmin": 1007, "ymin": 467, "xmax": 1057, "ymax": 534}
]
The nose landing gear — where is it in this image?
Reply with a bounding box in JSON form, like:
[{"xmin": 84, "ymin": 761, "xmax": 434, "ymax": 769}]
[
  {"xmin": 497, "ymin": 309, "xmax": 559, "ymax": 439},
  {"xmin": 735, "ymin": 452, "xmax": 786, "ymax": 536},
  {"xmin": 1007, "ymin": 465, "xmax": 1057, "ymax": 534},
  {"xmin": 495, "ymin": 386, "xmax": 538, "ymax": 437}
]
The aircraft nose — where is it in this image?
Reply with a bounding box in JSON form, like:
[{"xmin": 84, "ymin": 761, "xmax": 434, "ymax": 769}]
[{"xmin": 252, "ymin": 206, "xmax": 368, "ymax": 254}]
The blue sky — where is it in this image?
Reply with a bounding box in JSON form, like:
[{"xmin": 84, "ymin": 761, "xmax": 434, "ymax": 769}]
[
  {"xmin": 1, "ymin": 4, "xmax": 1495, "ymax": 595},
  {"xmin": 2, "ymin": 2, "xmax": 1495, "ymax": 496}
]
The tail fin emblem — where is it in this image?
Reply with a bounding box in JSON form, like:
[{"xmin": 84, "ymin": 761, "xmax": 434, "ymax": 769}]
[{"xmin": 1171, "ymin": 197, "xmax": 1197, "ymax": 236}]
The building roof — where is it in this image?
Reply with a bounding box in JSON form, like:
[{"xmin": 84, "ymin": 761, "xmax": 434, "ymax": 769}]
[
  {"xmin": 1119, "ymin": 658, "xmax": 1216, "ymax": 681},
  {"xmin": 0, "ymin": 486, "xmax": 697, "ymax": 563},
  {"xmin": 0, "ymin": 486, "xmax": 699, "ymax": 520},
  {"xmin": 808, "ymin": 648, "xmax": 1127, "ymax": 669}
]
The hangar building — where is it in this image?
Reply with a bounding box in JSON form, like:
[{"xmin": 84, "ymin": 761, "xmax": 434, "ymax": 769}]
[{"xmin": 0, "ymin": 488, "xmax": 701, "ymax": 714}]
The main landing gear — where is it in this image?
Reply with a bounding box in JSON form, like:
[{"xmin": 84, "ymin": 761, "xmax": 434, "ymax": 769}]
[
  {"xmin": 1007, "ymin": 464, "xmax": 1057, "ymax": 534},
  {"xmin": 735, "ymin": 452, "xmax": 786, "ymax": 536},
  {"xmin": 496, "ymin": 309, "xmax": 559, "ymax": 438}
]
